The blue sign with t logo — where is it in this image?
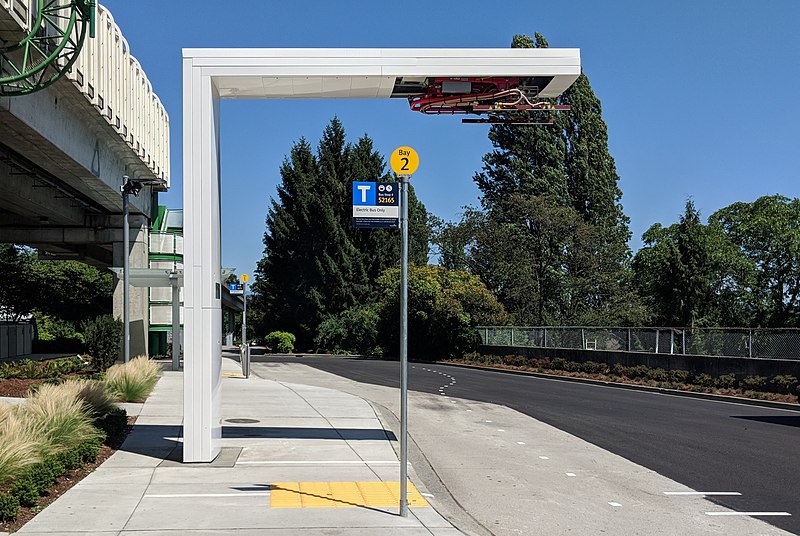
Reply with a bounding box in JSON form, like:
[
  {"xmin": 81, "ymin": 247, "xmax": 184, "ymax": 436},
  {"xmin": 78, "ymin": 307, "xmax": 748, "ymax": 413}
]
[
  {"xmin": 352, "ymin": 182, "xmax": 376, "ymax": 206},
  {"xmin": 352, "ymin": 181, "xmax": 399, "ymax": 229}
]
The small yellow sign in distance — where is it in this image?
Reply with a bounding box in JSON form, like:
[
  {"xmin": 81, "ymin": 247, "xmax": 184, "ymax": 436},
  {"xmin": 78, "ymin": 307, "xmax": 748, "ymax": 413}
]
[
  {"xmin": 390, "ymin": 146, "xmax": 419, "ymax": 175},
  {"xmin": 240, "ymin": 274, "xmax": 249, "ymax": 283}
]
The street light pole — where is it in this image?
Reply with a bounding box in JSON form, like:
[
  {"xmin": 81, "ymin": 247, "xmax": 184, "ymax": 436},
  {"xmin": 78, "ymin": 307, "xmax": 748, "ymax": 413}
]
[{"xmin": 121, "ymin": 176, "xmax": 131, "ymax": 364}]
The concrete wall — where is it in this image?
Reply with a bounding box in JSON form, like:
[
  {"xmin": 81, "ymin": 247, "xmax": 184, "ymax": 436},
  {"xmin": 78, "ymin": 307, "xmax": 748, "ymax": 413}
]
[
  {"xmin": 112, "ymin": 223, "xmax": 149, "ymax": 357},
  {"xmin": 0, "ymin": 323, "xmax": 33, "ymax": 359},
  {"xmin": 479, "ymin": 345, "xmax": 800, "ymax": 378}
]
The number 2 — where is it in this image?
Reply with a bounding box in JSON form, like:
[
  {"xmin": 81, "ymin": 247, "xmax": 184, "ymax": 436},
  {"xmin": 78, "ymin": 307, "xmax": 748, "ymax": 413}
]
[{"xmin": 401, "ymin": 157, "xmax": 409, "ymax": 170}]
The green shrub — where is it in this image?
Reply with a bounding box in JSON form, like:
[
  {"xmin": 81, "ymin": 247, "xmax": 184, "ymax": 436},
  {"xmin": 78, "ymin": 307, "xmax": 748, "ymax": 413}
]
[
  {"xmin": 611, "ymin": 363, "xmax": 625, "ymax": 376},
  {"xmin": 500, "ymin": 355, "xmax": 528, "ymax": 367},
  {"xmin": 10, "ymin": 477, "xmax": 39, "ymax": 507},
  {"xmin": 550, "ymin": 358, "xmax": 569, "ymax": 371},
  {"xmin": 81, "ymin": 315, "xmax": 123, "ymax": 371},
  {"xmin": 647, "ymin": 368, "xmax": 668, "ymax": 382},
  {"xmin": 315, "ymin": 306, "xmax": 380, "ymax": 355},
  {"xmin": 715, "ymin": 373, "xmax": 738, "ymax": 389},
  {"xmin": 693, "ymin": 373, "xmax": 715, "ymax": 388},
  {"xmin": 57, "ymin": 448, "xmax": 82, "ymax": 471},
  {"xmin": 581, "ymin": 361, "xmax": 607, "ymax": 374},
  {"xmin": 95, "ymin": 407, "xmax": 127, "ymax": 438},
  {"xmin": 103, "ymin": 356, "xmax": 161, "ymax": 403},
  {"xmin": 770, "ymin": 375, "xmax": 798, "ymax": 394},
  {"xmin": 741, "ymin": 375, "xmax": 768, "ymax": 392},
  {"xmin": 375, "ymin": 265, "xmax": 508, "ymax": 359},
  {"xmin": 0, "ymin": 492, "xmax": 19, "ymax": 521},
  {"xmin": 74, "ymin": 435, "xmax": 103, "ymax": 463},
  {"xmin": 265, "ymin": 331, "xmax": 296, "ymax": 353},
  {"xmin": 668, "ymin": 369, "xmax": 690, "ymax": 384}
]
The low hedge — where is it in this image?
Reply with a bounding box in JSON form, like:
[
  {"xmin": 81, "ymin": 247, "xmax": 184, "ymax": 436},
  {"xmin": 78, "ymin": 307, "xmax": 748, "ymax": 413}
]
[
  {"xmin": 458, "ymin": 352, "xmax": 800, "ymax": 398},
  {"xmin": 6, "ymin": 433, "xmax": 104, "ymax": 509}
]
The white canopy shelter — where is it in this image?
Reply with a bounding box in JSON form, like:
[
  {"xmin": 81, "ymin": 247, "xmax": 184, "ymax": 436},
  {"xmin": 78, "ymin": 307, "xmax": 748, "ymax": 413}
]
[{"xmin": 182, "ymin": 47, "xmax": 581, "ymax": 462}]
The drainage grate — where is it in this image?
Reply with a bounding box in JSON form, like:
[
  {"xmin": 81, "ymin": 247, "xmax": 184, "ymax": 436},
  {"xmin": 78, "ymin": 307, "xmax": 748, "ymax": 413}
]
[{"xmin": 225, "ymin": 418, "xmax": 261, "ymax": 424}]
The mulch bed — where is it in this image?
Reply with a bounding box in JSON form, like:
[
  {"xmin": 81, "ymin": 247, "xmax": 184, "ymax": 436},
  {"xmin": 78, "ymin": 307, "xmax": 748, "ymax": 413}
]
[
  {"xmin": 0, "ymin": 379, "xmax": 44, "ymax": 398},
  {"xmin": 0, "ymin": 416, "xmax": 137, "ymax": 533}
]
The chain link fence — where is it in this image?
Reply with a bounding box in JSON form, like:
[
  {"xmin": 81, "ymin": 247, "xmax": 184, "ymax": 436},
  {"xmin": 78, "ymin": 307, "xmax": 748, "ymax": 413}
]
[{"xmin": 477, "ymin": 326, "xmax": 800, "ymax": 360}]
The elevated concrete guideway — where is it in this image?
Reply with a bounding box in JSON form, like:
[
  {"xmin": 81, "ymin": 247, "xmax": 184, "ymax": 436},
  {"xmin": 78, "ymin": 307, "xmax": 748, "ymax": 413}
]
[
  {"xmin": 182, "ymin": 47, "xmax": 582, "ymax": 462},
  {"xmin": 0, "ymin": 2, "xmax": 170, "ymax": 355}
]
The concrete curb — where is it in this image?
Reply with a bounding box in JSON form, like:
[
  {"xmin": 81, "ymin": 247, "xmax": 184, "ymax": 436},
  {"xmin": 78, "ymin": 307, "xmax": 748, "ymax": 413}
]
[{"xmin": 438, "ymin": 361, "xmax": 800, "ymax": 412}]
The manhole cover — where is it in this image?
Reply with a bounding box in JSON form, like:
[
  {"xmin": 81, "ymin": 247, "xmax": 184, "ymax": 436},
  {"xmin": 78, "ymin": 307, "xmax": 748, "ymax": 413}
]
[{"xmin": 225, "ymin": 418, "xmax": 260, "ymax": 424}]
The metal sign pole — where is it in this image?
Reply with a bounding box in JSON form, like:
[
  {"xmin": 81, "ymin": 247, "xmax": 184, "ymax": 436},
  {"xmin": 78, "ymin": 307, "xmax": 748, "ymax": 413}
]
[
  {"xmin": 242, "ymin": 282, "xmax": 248, "ymax": 378},
  {"xmin": 399, "ymin": 174, "xmax": 410, "ymax": 518}
]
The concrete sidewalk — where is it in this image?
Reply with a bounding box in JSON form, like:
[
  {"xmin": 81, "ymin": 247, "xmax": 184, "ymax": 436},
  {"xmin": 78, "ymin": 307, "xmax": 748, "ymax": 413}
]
[{"xmin": 16, "ymin": 357, "xmax": 461, "ymax": 535}]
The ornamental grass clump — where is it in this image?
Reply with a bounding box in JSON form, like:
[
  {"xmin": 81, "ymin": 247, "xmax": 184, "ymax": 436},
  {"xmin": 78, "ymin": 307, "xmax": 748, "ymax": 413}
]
[
  {"xmin": 55, "ymin": 379, "xmax": 118, "ymax": 417},
  {"xmin": 104, "ymin": 356, "xmax": 161, "ymax": 403},
  {"xmin": 0, "ymin": 408, "xmax": 41, "ymax": 486},
  {"xmin": 22, "ymin": 384, "xmax": 103, "ymax": 456}
]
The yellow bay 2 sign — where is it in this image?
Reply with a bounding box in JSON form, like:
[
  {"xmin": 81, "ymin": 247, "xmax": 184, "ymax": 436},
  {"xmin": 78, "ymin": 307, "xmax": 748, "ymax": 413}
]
[{"xmin": 390, "ymin": 146, "xmax": 419, "ymax": 176}]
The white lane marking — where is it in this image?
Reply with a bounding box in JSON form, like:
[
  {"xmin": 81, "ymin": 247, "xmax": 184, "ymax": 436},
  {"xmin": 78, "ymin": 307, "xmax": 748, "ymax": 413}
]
[
  {"xmin": 566, "ymin": 473, "xmax": 576, "ymax": 477},
  {"xmin": 485, "ymin": 420, "xmax": 493, "ymax": 423},
  {"xmin": 497, "ymin": 429, "xmax": 505, "ymax": 432},
  {"xmin": 237, "ymin": 460, "xmax": 399, "ymax": 465},
  {"xmin": 466, "ymin": 409, "xmax": 472, "ymax": 412},
  {"xmin": 451, "ymin": 400, "xmax": 457, "ymax": 403},
  {"xmin": 539, "ymin": 456, "xmax": 549, "ymax": 460},
  {"xmin": 421, "ymin": 492, "xmax": 434, "ymax": 498},
  {"xmin": 664, "ymin": 491, "xmax": 742, "ymax": 496},
  {"xmin": 517, "ymin": 442, "xmax": 526, "ymax": 445},
  {"xmin": 146, "ymin": 493, "xmax": 270, "ymax": 498},
  {"xmin": 705, "ymin": 512, "xmax": 791, "ymax": 517},
  {"xmin": 608, "ymin": 502, "xmax": 622, "ymax": 507}
]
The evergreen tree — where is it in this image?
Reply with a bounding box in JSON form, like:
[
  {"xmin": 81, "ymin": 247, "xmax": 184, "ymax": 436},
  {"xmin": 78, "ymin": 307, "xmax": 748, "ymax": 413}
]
[
  {"xmin": 252, "ymin": 119, "xmax": 433, "ymax": 348},
  {"xmin": 462, "ymin": 32, "xmax": 637, "ymax": 324},
  {"xmin": 633, "ymin": 200, "xmax": 754, "ymax": 327}
]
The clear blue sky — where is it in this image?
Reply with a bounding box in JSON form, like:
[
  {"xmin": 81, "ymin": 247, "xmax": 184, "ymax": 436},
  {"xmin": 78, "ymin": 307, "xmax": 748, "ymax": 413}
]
[{"xmin": 103, "ymin": 0, "xmax": 799, "ymax": 279}]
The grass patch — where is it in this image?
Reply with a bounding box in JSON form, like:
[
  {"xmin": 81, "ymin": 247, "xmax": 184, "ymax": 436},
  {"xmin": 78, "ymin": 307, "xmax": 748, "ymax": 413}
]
[{"xmin": 103, "ymin": 356, "xmax": 161, "ymax": 403}]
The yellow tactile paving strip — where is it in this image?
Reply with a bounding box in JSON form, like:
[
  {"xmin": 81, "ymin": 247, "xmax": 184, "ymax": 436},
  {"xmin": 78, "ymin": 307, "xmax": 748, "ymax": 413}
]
[
  {"xmin": 222, "ymin": 372, "xmax": 244, "ymax": 378},
  {"xmin": 270, "ymin": 481, "xmax": 430, "ymax": 508}
]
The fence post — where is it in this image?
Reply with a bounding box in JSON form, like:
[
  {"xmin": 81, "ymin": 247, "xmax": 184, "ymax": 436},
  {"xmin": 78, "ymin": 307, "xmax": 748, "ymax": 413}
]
[
  {"xmin": 627, "ymin": 328, "xmax": 631, "ymax": 352},
  {"xmin": 655, "ymin": 329, "xmax": 660, "ymax": 353},
  {"xmin": 484, "ymin": 328, "xmax": 489, "ymax": 346},
  {"xmin": 581, "ymin": 328, "xmax": 586, "ymax": 349},
  {"xmin": 670, "ymin": 330, "xmax": 674, "ymax": 355},
  {"xmin": 748, "ymin": 329, "xmax": 753, "ymax": 358},
  {"xmin": 510, "ymin": 327, "xmax": 515, "ymax": 347},
  {"xmin": 543, "ymin": 327, "xmax": 548, "ymax": 348},
  {"xmin": 682, "ymin": 330, "xmax": 686, "ymax": 355}
]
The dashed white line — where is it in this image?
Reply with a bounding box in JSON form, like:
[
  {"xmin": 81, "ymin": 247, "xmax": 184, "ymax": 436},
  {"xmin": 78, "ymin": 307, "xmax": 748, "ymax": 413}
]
[
  {"xmin": 566, "ymin": 473, "xmax": 576, "ymax": 477},
  {"xmin": 539, "ymin": 456, "xmax": 549, "ymax": 460},
  {"xmin": 705, "ymin": 512, "xmax": 791, "ymax": 517},
  {"xmin": 485, "ymin": 420, "xmax": 492, "ymax": 423},
  {"xmin": 664, "ymin": 491, "xmax": 742, "ymax": 496},
  {"xmin": 517, "ymin": 441, "xmax": 526, "ymax": 445},
  {"xmin": 608, "ymin": 502, "xmax": 622, "ymax": 507}
]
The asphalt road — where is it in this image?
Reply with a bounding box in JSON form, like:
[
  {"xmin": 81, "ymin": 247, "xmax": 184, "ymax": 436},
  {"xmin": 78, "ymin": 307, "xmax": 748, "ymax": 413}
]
[{"xmin": 253, "ymin": 355, "xmax": 800, "ymax": 534}]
